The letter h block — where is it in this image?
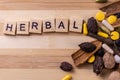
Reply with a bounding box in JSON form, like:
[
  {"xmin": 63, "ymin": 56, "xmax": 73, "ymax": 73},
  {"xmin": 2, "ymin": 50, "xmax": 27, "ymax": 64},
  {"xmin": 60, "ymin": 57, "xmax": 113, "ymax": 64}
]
[{"xmin": 3, "ymin": 22, "xmax": 16, "ymax": 35}]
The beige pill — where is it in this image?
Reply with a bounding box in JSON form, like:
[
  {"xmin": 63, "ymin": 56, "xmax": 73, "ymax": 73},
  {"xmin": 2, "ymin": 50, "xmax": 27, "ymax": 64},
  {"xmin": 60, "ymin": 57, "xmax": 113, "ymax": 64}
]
[
  {"xmin": 102, "ymin": 20, "xmax": 114, "ymax": 31},
  {"xmin": 102, "ymin": 43, "xmax": 114, "ymax": 54}
]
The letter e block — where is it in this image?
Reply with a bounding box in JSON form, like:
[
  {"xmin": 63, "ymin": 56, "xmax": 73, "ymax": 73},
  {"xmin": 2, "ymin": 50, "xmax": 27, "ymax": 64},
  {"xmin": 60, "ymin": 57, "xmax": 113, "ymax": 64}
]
[
  {"xmin": 43, "ymin": 18, "xmax": 55, "ymax": 32},
  {"xmin": 69, "ymin": 18, "xmax": 82, "ymax": 33},
  {"xmin": 3, "ymin": 22, "xmax": 16, "ymax": 35},
  {"xmin": 17, "ymin": 21, "xmax": 29, "ymax": 35},
  {"xmin": 55, "ymin": 18, "xmax": 69, "ymax": 32},
  {"xmin": 29, "ymin": 20, "xmax": 42, "ymax": 34}
]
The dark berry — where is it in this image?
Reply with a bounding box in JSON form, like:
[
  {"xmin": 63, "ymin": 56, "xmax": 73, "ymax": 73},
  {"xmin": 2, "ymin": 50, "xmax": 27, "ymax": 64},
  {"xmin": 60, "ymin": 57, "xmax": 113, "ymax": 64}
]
[
  {"xmin": 79, "ymin": 42, "xmax": 96, "ymax": 52},
  {"xmin": 60, "ymin": 62, "xmax": 73, "ymax": 72},
  {"xmin": 115, "ymin": 39, "xmax": 120, "ymax": 47},
  {"xmin": 95, "ymin": 48, "xmax": 105, "ymax": 57},
  {"xmin": 87, "ymin": 17, "xmax": 99, "ymax": 34},
  {"xmin": 114, "ymin": 13, "xmax": 120, "ymax": 18}
]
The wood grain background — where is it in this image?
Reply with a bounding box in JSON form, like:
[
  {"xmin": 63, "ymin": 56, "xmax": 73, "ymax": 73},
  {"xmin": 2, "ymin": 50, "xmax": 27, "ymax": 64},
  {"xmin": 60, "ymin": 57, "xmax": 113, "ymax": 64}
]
[
  {"xmin": 0, "ymin": 0, "xmax": 118, "ymax": 80},
  {"xmin": 0, "ymin": 0, "xmax": 118, "ymax": 10}
]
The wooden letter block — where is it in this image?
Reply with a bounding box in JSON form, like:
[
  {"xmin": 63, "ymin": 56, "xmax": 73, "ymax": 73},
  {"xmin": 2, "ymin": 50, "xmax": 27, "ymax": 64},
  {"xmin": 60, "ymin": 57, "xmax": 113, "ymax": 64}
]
[
  {"xmin": 3, "ymin": 22, "xmax": 16, "ymax": 35},
  {"xmin": 17, "ymin": 21, "xmax": 29, "ymax": 35},
  {"xmin": 29, "ymin": 19, "xmax": 42, "ymax": 34},
  {"xmin": 55, "ymin": 18, "xmax": 69, "ymax": 32},
  {"xmin": 43, "ymin": 18, "xmax": 55, "ymax": 32},
  {"xmin": 69, "ymin": 17, "xmax": 83, "ymax": 33}
]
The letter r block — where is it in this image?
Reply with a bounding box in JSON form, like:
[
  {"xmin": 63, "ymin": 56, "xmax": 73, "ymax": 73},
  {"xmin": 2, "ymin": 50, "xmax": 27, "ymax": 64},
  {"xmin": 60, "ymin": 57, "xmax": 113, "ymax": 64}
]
[
  {"xmin": 43, "ymin": 18, "xmax": 55, "ymax": 32},
  {"xmin": 17, "ymin": 21, "xmax": 29, "ymax": 35},
  {"xmin": 29, "ymin": 19, "xmax": 42, "ymax": 34},
  {"xmin": 3, "ymin": 22, "xmax": 16, "ymax": 35},
  {"xmin": 69, "ymin": 17, "xmax": 82, "ymax": 33},
  {"xmin": 55, "ymin": 18, "xmax": 69, "ymax": 32}
]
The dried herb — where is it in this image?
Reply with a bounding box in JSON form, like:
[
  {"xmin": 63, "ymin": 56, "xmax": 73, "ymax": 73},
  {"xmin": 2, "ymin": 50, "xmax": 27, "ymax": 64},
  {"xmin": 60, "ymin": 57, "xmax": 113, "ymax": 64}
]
[
  {"xmin": 87, "ymin": 17, "xmax": 99, "ymax": 34},
  {"xmin": 93, "ymin": 56, "xmax": 104, "ymax": 75},
  {"xmin": 60, "ymin": 62, "xmax": 73, "ymax": 72},
  {"xmin": 79, "ymin": 42, "xmax": 96, "ymax": 52}
]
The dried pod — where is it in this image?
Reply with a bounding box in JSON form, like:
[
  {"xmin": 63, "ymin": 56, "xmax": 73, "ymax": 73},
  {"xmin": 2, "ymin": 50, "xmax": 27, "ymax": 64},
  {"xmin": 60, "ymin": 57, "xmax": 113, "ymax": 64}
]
[
  {"xmin": 93, "ymin": 56, "xmax": 104, "ymax": 75},
  {"xmin": 103, "ymin": 52, "xmax": 115, "ymax": 69},
  {"xmin": 87, "ymin": 17, "xmax": 99, "ymax": 34},
  {"xmin": 79, "ymin": 42, "xmax": 96, "ymax": 52},
  {"xmin": 108, "ymin": 71, "xmax": 120, "ymax": 80},
  {"xmin": 60, "ymin": 62, "xmax": 73, "ymax": 72}
]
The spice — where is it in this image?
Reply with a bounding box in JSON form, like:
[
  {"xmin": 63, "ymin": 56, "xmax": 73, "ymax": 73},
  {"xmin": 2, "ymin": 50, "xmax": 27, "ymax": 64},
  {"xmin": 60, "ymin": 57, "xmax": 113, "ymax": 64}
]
[
  {"xmin": 60, "ymin": 62, "xmax": 73, "ymax": 72},
  {"xmin": 71, "ymin": 40, "xmax": 102, "ymax": 66},
  {"xmin": 87, "ymin": 17, "xmax": 99, "ymax": 34},
  {"xmin": 79, "ymin": 42, "xmax": 96, "ymax": 52},
  {"xmin": 93, "ymin": 56, "xmax": 104, "ymax": 75}
]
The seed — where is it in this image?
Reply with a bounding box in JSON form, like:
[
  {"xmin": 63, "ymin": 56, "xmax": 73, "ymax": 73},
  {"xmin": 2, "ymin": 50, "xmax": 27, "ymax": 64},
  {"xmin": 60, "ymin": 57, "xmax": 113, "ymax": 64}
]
[{"xmin": 60, "ymin": 62, "xmax": 73, "ymax": 72}]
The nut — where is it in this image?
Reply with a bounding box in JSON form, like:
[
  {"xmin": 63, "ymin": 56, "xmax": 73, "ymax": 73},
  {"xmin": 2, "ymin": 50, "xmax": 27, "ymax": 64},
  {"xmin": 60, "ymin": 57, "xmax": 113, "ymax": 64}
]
[
  {"xmin": 60, "ymin": 62, "xmax": 73, "ymax": 72},
  {"xmin": 108, "ymin": 71, "xmax": 120, "ymax": 80},
  {"xmin": 103, "ymin": 52, "xmax": 115, "ymax": 69}
]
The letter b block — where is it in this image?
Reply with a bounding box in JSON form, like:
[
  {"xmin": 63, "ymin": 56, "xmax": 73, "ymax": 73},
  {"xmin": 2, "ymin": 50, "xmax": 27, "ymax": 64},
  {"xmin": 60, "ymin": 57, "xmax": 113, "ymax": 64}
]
[
  {"xmin": 43, "ymin": 18, "xmax": 55, "ymax": 32},
  {"xmin": 3, "ymin": 22, "xmax": 16, "ymax": 35}
]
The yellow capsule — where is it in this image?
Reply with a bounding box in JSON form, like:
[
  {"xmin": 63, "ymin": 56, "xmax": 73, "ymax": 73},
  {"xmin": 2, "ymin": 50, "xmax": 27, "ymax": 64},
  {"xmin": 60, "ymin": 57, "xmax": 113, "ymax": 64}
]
[
  {"xmin": 87, "ymin": 55, "xmax": 95, "ymax": 63},
  {"xmin": 62, "ymin": 74, "xmax": 72, "ymax": 80},
  {"xmin": 107, "ymin": 15, "xmax": 117, "ymax": 24},
  {"xmin": 83, "ymin": 21, "xmax": 88, "ymax": 35},
  {"xmin": 97, "ymin": 31, "xmax": 109, "ymax": 38},
  {"xmin": 95, "ymin": 11, "xmax": 105, "ymax": 21},
  {"xmin": 111, "ymin": 31, "xmax": 119, "ymax": 40}
]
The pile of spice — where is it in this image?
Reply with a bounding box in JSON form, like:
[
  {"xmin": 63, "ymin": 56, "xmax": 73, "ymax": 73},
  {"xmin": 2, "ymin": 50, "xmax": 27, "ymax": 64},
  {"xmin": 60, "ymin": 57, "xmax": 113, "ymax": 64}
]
[{"xmin": 60, "ymin": 1, "xmax": 120, "ymax": 80}]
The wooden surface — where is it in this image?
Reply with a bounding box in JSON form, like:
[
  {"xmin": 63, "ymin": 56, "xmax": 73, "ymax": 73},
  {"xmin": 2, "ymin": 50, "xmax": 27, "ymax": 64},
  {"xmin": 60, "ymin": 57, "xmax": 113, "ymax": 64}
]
[{"xmin": 0, "ymin": 0, "xmax": 118, "ymax": 80}]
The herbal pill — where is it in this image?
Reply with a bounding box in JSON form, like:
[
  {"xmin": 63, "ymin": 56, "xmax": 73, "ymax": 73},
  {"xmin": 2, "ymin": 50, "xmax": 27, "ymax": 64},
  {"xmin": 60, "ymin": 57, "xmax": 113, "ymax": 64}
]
[
  {"xmin": 99, "ymin": 25, "xmax": 110, "ymax": 34},
  {"xmin": 107, "ymin": 15, "xmax": 117, "ymax": 24},
  {"xmin": 97, "ymin": 31, "xmax": 109, "ymax": 38},
  {"xmin": 62, "ymin": 74, "xmax": 72, "ymax": 80},
  {"xmin": 87, "ymin": 55, "xmax": 95, "ymax": 63},
  {"xmin": 96, "ymin": 11, "xmax": 105, "ymax": 21},
  {"xmin": 102, "ymin": 44, "xmax": 114, "ymax": 54},
  {"xmin": 114, "ymin": 55, "xmax": 120, "ymax": 63},
  {"xmin": 110, "ymin": 31, "xmax": 119, "ymax": 40},
  {"xmin": 102, "ymin": 20, "xmax": 114, "ymax": 31},
  {"xmin": 83, "ymin": 21, "xmax": 88, "ymax": 35}
]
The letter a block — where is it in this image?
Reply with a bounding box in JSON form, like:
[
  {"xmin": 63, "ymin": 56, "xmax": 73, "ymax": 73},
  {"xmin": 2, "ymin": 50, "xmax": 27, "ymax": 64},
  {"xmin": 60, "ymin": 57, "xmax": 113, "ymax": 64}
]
[
  {"xmin": 3, "ymin": 22, "xmax": 16, "ymax": 35},
  {"xmin": 29, "ymin": 19, "xmax": 42, "ymax": 34},
  {"xmin": 55, "ymin": 18, "xmax": 69, "ymax": 32},
  {"xmin": 43, "ymin": 18, "xmax": 55, "ymax": 32},
  {"xmin": 69, "ymin": 18, "xmax": 83, "ymax": 33},
  {"xmin": 17, "ymin": 21, "xmax": 29, "ymax": 35}
]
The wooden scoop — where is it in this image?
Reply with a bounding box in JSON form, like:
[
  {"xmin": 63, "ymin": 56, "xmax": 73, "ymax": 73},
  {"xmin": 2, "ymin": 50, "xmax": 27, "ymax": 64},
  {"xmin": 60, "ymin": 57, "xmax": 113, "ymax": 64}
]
[{"xmin": 71, "ymin": 40, "xmax": 102, "ymax": 67}]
